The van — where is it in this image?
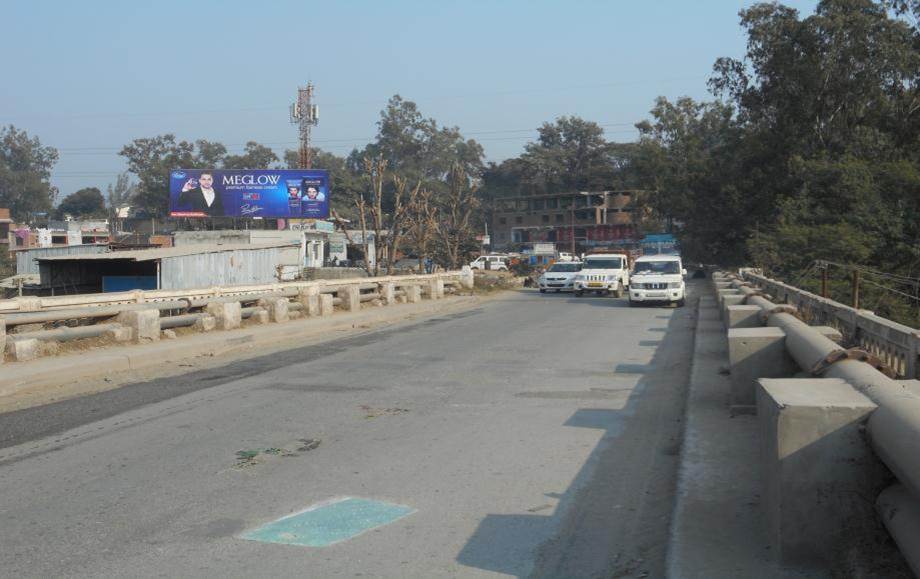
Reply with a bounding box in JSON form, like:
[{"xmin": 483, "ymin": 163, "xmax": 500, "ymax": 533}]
[{"xmin": 469, "ymin": 255, "xmax": 508, "ymax": 271}]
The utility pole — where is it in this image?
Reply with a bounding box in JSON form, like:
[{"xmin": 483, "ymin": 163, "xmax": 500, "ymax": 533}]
[{"xmin": 291, "ymin": 82, "xmax": 319, "ymax": 169}]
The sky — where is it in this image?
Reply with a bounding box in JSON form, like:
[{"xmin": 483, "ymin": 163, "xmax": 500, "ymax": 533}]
[{"xmin": 1, "ymin": 0, "xmax": 819, "ymax": 197}]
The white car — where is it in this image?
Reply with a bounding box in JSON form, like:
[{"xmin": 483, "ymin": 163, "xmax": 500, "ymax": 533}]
[
  {"xmin": 537, "ymin": 262, "xmax": 582, "ymax": 292},
  {"xmin": 573, "ymin": 253, "xmax": 630, "ymax": 297},
  {"xmin": 469, "ymin": 255, "xmax": 508, "ymax": 271},
  {"xmin": 628, "ymin": 254, "xmax": 687, "ymax": 307}
]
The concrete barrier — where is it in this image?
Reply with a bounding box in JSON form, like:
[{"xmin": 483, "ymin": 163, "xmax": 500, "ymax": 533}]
[{"xmin": 757, "ymin": 377, "xmax": 883, "ymax": 568}]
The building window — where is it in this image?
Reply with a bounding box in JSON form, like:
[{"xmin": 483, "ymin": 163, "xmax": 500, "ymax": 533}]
[
  {"xmin": 515, "ymin": 216, "xmax": 523, "ymax": 224},
  {"xmin": 560, "ymin": 197, "xmax": 572, "ymax": 209},
  {"xmin": 546, "ymin": 198, "xmax": 558, "ymax": 209},
  {"xmin": 499, "ymin": 217, "xmax": 507, "ymax": 225},
  {"xmin": 532, "ymin": 199, "xmax": 545, "ymax": 210},
  {"xmin": 541, "ymin": 214, "xmax": 549, "ymax": 223},
  {"xmin": 556, "ymin": 214, "xmax": 564, "ymax": 223}
]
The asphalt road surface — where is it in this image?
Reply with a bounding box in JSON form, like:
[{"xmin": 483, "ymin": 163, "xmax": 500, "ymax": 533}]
[{"xmin": 0, "ymin": 285, "xmax": 698, "ymax": 578}]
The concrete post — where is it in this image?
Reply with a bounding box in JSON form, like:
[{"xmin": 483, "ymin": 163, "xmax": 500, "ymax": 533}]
[
  {"xmin": 757, "ymin": 378, "xmax": 883, "ymax": 569},
  {"xmin": 726, "ymin": 304, "xmax": 762, "ymax": 329},
  {"xmin": 722, "ymin": 295, "xmax": 747, "ymax": 325},
  {"xmin": 104, "ymin": 326, "xmax": 133, "ymax": 342},
  {"xmin": 716, "ymin": 289, "xmax": 742, "ymax": 318},
  {"xmin": 205, "ymin": 301, "xmax": 242, "ymax": 331},
  {"xmin": 0, "ymin": 318, "xmax": 5, "ymax": 364},
  {"xmin": 406, "ymin": 285, "xmax": 421, "ymax": 303},
  {"xmin": 460, "ymin": 266, "xmax": 475, "ymax": 289},
  {"xmin": 193, "ymin": 315, "xmax": 217, "ymax": 332},
  {"xmin": 728, "ymin": 327, "xmax": 798, "ymax": 413},
  {"xmin": 428, "ymin": 278, "xmax": 444, "ymax": 300},
  {"xmin": 115, "ymin": 309, "xmax": 161, "ymax": 342},
  {"xmin": 319, "ymin": 294, "xmax": 334, "ymax": 316},
  {"xmin": 5, "ymin": 338, "xmax": 40, "ymax": 362},
  {"xmin": 298, "ymin": 285, "xmax": 320, "ymax": 317},
  {"xmin": 259, "ymin": 297, "xmax": 290, "ymax": 323},
  {"xmin": 342, "ymin": 285, "xmax": 361, "ymax": 311},
  {"xmin": 381, "ymin": 282, "xmax": 396, "ymax": 306}
]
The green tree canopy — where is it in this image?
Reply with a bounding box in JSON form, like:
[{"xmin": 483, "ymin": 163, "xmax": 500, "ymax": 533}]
[
  {"xmin": 57, "ymin": 187, "xmax": 105, "ymax": 218},
  {"xmin": 0, "ymin": 125, "xmax": 58, "ymax": 220}
]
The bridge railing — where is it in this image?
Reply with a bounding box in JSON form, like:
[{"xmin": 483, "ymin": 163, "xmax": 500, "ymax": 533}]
[
  {"xmin": 0, "ymin": 270, "xmax": 474, "ymax": 363},
  {"xmin": 741, "ymin": 269, "xmax": 920, "ymax": 380},
  {"xmin": 714, "ymin": 270, "xmax": 920, "ymax": 573}
]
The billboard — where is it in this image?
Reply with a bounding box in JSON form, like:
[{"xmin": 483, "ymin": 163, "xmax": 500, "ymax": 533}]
[{"xmin": 169, "ymin": 169, "xmax": 329, "ymax": 219}]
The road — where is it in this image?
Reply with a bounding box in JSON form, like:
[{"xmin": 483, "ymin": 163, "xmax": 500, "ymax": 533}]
[{"xmin": 0, "ymin": 285, "xmax": 698, "ymax": 578}]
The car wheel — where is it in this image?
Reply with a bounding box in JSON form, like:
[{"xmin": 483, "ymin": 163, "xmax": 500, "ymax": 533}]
[
  {"xmin": 614, "ymin": 288, "xmax": 623, "ymax": 298},
  {"xmin": 555, "ymin": 289, "xmax": 561, "ymax": 293},
  {"xmin": 539, "ymin": 288, "xmax": 546, "ymax": 293},
  {"xmin": 628, "ymin": 298, "xmax": 638, "ymax": 307},
  {"xmin": 575, "ymin": 290, "xmax": 584, "ymax": 297},
  {"xmin": 676, "ymin": 298, "xmax": 686, "ymax": 307}
]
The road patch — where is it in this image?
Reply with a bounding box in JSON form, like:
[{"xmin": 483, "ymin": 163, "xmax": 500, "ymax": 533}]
[{"xmin": 242, "ymin": 497, "xmax": 415, "ymax": 547}]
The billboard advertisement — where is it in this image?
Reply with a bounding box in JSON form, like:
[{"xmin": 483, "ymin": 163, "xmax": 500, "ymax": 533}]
[{"xmin": 169, "ymin": 169, "xmax": 329, "ymax": 219}]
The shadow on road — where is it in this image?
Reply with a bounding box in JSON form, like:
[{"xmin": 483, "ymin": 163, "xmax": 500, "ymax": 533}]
[{"xmin": 455, "ymin": 285, "xmax": 700, "ymax": 578}]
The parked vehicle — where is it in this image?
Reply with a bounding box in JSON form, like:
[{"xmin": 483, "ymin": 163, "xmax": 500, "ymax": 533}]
[
  {"xmin": 537, "ymin": 262, "xmax": 582, "ymax": 293},
  {"xmin": 469, "ymin": 255, "xmax": 509, "ymax": 271},
  {"xmin": 573, "ymin": 253, "xmax": 630, "ymax": 297},
  {"xmin": 628, "ymin": 254, "xmax": 687, "ymax": 307}
]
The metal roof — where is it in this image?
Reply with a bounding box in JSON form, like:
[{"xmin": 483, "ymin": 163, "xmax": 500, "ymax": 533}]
[{"xmin": 35, "ymin": 242, "xmax": 296, "ymax": 262}]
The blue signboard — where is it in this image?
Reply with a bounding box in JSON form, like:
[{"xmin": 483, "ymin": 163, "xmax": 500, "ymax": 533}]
[
  {"xmin": 169, "ymin": 169, "xmax": 329, "ymax": 219},
  {"xmin": 641, "ymin": 233, "xmax": 679, "ymax": 255}
]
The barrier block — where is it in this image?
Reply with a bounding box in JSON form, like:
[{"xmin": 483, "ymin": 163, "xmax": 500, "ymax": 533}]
[
  {"xmin": 319, "ymin": 294, "xmax": 334, "ymax": 317},
  {"xmin": 205, "ymin": 301, "xmax": 242, "ymax": 331},
  {"xmin": 0, "ymin": 319, "xmax": 5, "ymax": 364},
  {"xmin": 193, "ymin": 315, "xmax": 217, "ymax": 332},
  {"xmin": 6, "ymin": 338, "xmax": 40, "ymax": 362},
  {"xmin": 259, "ymin": 297, "xmax": 290, "ymax": 323},
  {"xmin": 406, "ymin": 285, "xmax": 421, "ymax": 303},
  {"xmin": 757, "ymin": 378, "xmax": 882, "ymax": 568},
  {"xmin": 104, "ymin": 326, "xmax": 133, "ymax": 342},
  {"xmin": 428, "ymin": 278, "xmax": 444, "ymax": 300},
  {"xmin": 726, "ymin": 304, "xmax": 762, "ymax": 329},
  {"xmin": 460, "ymin": 266, "xmax": 475, "ymax": 289},
  {"xmin": 251, "ymin": 309, "xmax": 270, "ymax": 324},
  {"xmin": 299, "ymin": 286, "xmax": 321, "ymax": 317},
  {"xmin": 728, "ymin": 327, "xmax": 797, "ymax": 413},
  {"xmin": 381, "ymin": 282, "xmax": 396, "ymax": 305},
  {"xmin": 342, "ymin": 286, "xmax": 361, "ymax": 311},
  {"xmin": 116, "ymin": 309, "xmax": 161, "ymax": 343}
]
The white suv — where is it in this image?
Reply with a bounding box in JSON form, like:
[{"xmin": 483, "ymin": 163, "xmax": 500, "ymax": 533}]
[
  {"xmin": 629, "ymin": 255, "xmax": 686, "ymax": 307},
  {"xmin": 573, "ymin": 254, "xmax": 630, "ymax": 297}
]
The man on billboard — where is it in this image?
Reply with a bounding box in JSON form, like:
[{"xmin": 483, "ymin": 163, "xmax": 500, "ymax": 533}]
[
  {"xmin": 304, "ymin": 185, "xmax": 326, "ymax": 202},
  {"xmin": 178, "ymin": 172, "xmax": 225, "ymax": 216}
]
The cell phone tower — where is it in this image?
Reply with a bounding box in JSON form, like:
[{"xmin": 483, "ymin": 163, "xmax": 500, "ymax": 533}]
[{"xmin": 290, "ymin": 82, "xmax": 319, "ymax": 169}]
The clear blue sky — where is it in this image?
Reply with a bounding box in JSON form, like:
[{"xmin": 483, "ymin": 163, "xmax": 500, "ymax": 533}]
[{"xmin": 2, "ymin": 0, "xmax": 818, "ymax": 197}]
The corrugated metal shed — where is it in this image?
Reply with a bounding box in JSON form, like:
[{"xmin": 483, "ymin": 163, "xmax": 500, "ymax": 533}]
[
  {"xmin": 36, "ymin": 243, "xmax": 291, "ymax": 262},
  {"xmin": 158, "ymin": 246, "xmax": 287, "ymax": 289},
  {"xmin": 15, "ymin": 244, "xmax": 108, "ymax": 275}
]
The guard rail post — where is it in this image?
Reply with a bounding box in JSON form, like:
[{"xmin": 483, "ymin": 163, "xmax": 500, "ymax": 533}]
[
  {"xmin": 298, "ymin": 285, "xmax": 320, "ymax": 317},
  {"xmin": 0, "ymin": 318, "xmax": 5, "ymax": 364},
  {"xmin": 380, "ymin": 282, "xmax": 396, "ymax": 306},
  {"xmin": 116, "ymin": 309, "xmax": 160, "ymax": 343},
  {"xmin": 319, "ymin": 294, "xmax": 334, "ymax": 316},
  {"xmin": 342, "ymin": 285, "xmax": 361, "ymax": 311},
  {"xmin": 205, "ymin": 301, "xmax": 242, "ymax": 331}
]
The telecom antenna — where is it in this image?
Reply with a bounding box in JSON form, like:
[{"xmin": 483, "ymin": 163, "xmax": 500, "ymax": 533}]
[{"xmin": 290, "ymin": 82, "xmax": 319, "ymax": 168}]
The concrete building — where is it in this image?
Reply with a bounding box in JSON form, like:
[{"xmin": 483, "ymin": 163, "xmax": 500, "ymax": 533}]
[
  {"xmin": 490, "ymin": 191, "xmax": 636, "ymax": 252},
  {"xmin": 0, "ymin": 208, "xmax": 11, "ymax": 251},
  {"xmin": 35, "ymin": 243, "xmax": 296, "ymax": 294}
]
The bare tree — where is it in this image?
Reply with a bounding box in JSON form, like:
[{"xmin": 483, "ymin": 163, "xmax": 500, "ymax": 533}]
[
  {"xmin": 385, "ymin": 175, "xmax": 416, "ymax": 274},
  {"xmin": 406, "ymin": 187, "xmax": 439, "ymax": 272},
  {"xmin": 437, "ymin": 162, "xmax": 480, "ymax": 269}
]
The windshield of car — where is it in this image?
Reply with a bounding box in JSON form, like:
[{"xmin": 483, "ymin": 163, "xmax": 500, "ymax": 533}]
[
  {"xmin": 582, "ymin": 258, "xmax": 623, "ymax": 270},
  {"xmin": 548, "ymin": 263, "xmax": 581, "ymax": 272},
  {"xmin": 633, "ymin": 261, "xmax": 680, "ymax": 274}
]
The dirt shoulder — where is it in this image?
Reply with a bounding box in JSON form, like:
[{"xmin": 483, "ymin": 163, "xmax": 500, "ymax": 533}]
[{"xmin": 0, "ymin": 292, "xmax": 508, "ymax": 415}]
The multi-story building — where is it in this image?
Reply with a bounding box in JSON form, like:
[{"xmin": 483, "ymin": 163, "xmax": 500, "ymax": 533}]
[{"xmin": 490, "ymin": 191, "xmax": 637, "ymax": 252}]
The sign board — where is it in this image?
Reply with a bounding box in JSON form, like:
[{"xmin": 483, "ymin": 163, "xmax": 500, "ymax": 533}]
[
  {"xmin": 169, "ymin": 169, "xmax": 329, "ymax": 219},
  {"xmin": 289, "ymin": 219, "xmax": 336, "ymax": 233}
]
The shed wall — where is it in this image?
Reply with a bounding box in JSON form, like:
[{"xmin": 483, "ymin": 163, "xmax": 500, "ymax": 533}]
[
  {"xmin": 17, "ymin": 245, "xmax": 108, "ymax": 275},
  {"xmin": 159, "ymin": 247, "xmax": 283, "ymax": 289}
]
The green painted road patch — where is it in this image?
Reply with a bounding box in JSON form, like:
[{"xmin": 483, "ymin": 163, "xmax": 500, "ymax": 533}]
[{"xmin": 242, "ymin": 497, "xmax": 415, "ymax": 547}]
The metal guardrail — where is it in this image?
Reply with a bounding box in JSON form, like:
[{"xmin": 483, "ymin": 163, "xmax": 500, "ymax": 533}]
[
  {"xmin": 718, "ymin": 270, "xmax": 920, "ymax": 573},
  {"xmin": 741, "ymin": 270, "xmax": 920, "ymax": 380},
  {"xmin": 0, "ymin": 270, "xmax": 474, "ymax": 362}
]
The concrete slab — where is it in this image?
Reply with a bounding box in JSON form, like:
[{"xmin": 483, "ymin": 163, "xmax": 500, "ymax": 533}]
[
  {"xmin": 757, "ymin": 378, "xmax": 883, "ymax": 569},
  {"xmin": 319, "ymin": 294, "xmax": 334, "ymax": 317},
  {"xmin": 728, "ymin": 327, "xmax": 797, "ymax": 412},
  {"xmin": 342, "ymin": 286, "xmax": 361, "ymax": 311},
  {"xmin": 6, "ymin": 338, "xmax": 41, "ymax": 362},
  {"xmin": 206, "ymin": 301, "xmax": 242, "ymax": 331},
  {"xmin": 727, "ymin": 304, "xmax": 761, "ymax": 329},
  {"xmin": 116, "ymin": 309, "xmax": 161, "ymax": 343}
]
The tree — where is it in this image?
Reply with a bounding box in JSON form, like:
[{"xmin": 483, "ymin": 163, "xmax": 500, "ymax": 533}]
[
  {"xmin": 119, "ymin": 135, "xmax": 196, "ymax": 217},
  {"xmin": 57, "ymin": 187, "xmax": 105, "ymax": 218},
  {"xmin": 518, "ymin": 116, "xmax": 616, "ymax": 194},
  {"xmin": 0, "ymin": 125, "xmax": 58, "ymax": 220},
  {"xmin": 224, "ymin": 141, "xmax": 278, "ymax": 169},
  {"xmin": 436, "ymin": 163, "xmax": 480, "ymax": 269}
]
